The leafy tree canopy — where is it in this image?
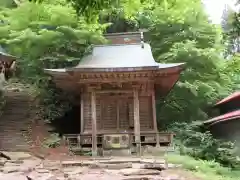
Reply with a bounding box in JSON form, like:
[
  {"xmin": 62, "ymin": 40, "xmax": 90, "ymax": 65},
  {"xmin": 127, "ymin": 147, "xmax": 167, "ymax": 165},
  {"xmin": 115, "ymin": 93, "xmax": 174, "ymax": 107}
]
[
  {"xmin": 126, "ymin": 0, "xmax": 238, "ymax": 127},
  {"xmin": 0, "ymin": 0, "xmax": 238, "ymax": 127},
  {"xmin": 221, "ymin": 2, "xmax": 240, "ymax": 55},
  {"xmin": 0, "ymin": 1, "xmax": 107, "ymax": 120}
]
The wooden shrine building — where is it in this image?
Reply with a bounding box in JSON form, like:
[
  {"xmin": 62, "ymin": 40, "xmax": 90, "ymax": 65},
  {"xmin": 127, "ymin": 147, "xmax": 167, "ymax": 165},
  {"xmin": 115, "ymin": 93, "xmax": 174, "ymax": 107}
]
[{"xmin": 45, "ymin": 32, "xmax": 185, "ymax": 156}]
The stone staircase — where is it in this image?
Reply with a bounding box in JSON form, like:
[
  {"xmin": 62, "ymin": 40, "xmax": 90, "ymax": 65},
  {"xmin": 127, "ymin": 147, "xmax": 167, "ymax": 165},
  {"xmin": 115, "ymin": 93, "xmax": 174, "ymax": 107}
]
[{"xmin": 0, "ymin": 89, "xmax": 32, "ymax": 151}]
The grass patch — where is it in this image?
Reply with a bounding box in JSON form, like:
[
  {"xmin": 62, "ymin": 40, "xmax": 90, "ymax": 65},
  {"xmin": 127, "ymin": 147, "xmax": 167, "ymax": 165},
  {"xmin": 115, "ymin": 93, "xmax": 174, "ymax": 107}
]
[{"xmin": 165, "ymin": 154, "xmax": 240, "ymax": 180}]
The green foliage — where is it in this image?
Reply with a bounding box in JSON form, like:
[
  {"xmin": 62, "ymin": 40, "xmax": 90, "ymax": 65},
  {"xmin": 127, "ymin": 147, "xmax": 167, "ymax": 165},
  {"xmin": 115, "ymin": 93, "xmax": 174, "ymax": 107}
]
[
  {"xmin": 222, "ymin": 8, "xmax": 240, "ymax": 55},
  {"xmin": 64, "ymin": 0, "xmax": 153, "ymax": 21},
  {"xmin": 132, "ymin": 0, "xmax": 237, "ymax": 128},
  {"xmin": 0, "ymin": 2, "xmax": 106, "ymax": 76},
  {"xmin": 30, "ymin": 0, "xmax": 143, "ymax": 20},
  {"xmin": 0, "ymin": 1, "xmax": 106, "ymax": 121},
  {"xmin": 67, "ymin": 0, "xmax": 117, "ymax": 17},
  {"xmin": 223, "ymin": 54, "xmax": 240, "ymax": 90},
  {"xmin": 42, "ymin": 133, "xmax": 61, "ymax": 148},
  {"xmin": 166, "ymin": 154, "xmax": 240, "ymax": 180},
  {"xmin": 170, "ymin": 122, "xmax": 240, "ymax": 169},
  {"xmin": 0, "ymin": 0, "xmax": 17, "ymax": 8},
  {"xmin": 230, "ymin": 10, "xmax": 240, "ymax": 49}
]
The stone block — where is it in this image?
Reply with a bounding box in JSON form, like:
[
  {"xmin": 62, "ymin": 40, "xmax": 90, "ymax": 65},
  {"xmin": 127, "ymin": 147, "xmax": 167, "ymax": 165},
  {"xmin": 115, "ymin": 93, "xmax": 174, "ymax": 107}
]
[
  {"xmin": 120, "ymin": 168, "xmax": 161, "ymax": 176},
  {"xmin": 103, "ymin": 149, "xmax": 132, "ymax": 156},
  {"xmin": 96, "ymin": 163, "xmax": 132, "ymax": 169},
  {"xmin": 1, "ymin": 151, "xmax": 32, "ymax": 160}
]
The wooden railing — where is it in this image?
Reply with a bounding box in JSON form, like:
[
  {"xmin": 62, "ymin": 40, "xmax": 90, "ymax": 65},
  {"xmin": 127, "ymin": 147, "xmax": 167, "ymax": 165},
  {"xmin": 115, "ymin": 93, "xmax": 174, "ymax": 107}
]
[{"xmin": 62, "ymin": 132, "xmax": 174, "ymax": 150}]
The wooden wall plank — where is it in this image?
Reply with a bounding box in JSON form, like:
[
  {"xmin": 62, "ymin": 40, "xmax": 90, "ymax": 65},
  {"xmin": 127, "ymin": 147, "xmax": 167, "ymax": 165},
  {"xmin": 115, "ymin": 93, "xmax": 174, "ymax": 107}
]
[
  {"xmin": 139, "ymin": 96, "xmax": 153, "ymax": 130},
  {"xmin": 80, "ymin": 93, "xmax": 84, "ymax": 133}
]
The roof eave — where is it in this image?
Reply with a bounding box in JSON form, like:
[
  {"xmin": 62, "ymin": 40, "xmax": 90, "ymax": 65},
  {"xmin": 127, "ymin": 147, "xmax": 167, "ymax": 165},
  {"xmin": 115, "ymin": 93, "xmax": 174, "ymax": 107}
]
[
  {"xmin": 203, "ymin": 110, "xmax": 240, "ymax": 126},
  {"xmin": 207, "ymin": 116, "xmax": 240, "ymax": 127},
  {"xmin": 44, "ymin": 68, "xmax": 68, "ymax": 76},
  {"xmin": 66, "ymin": 66, "xmax": 159, "ymax": 73},
  {"xmin": 0, "ymin": 53, "xmax": 17, "ymax": 62},
  {"xmin": 213, "ymin": 91, "xmax": 240, "ymax": 107},
  {"xmin": 65, "ymin": 62, "xmax": 185, "ymax": 73}
]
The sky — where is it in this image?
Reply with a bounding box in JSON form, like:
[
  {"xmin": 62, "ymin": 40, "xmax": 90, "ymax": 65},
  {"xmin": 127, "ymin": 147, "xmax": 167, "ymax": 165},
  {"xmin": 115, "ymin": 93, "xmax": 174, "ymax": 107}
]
[{"xmin": 202, "ymin": 0, "xmax": 238, "ymax": 24}]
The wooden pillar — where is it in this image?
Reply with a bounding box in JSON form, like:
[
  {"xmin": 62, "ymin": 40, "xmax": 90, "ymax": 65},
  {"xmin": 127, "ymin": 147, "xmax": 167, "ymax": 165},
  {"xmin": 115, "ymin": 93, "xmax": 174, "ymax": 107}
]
[
  {"xmin": 91, "ymin": 91, "xmax": 97, "ymax": 157},
  {"xmin": 133, "ymin": 88, "xmax": 141, "ymax": 156},
  {"xmin": 152, "ymin": 90, "xmax": 160, "ymax": 147},
  {"xmin": 80, "ymin": 93, "xmax": 84, "ymax": 134},
  {"xmin": 116, "ymin": 99, "xmax": 120, "ymax": 131}
]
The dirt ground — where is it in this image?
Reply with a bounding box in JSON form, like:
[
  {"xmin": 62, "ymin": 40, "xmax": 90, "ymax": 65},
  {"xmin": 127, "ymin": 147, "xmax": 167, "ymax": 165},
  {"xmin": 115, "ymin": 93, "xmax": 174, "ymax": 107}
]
[
  {"xmin": 0, "ymin": 119, "xmax": 204, "ymax": 180},
  {"xmin": 161, "ymin": 169, "xmax": 203, "ymax": 180}
]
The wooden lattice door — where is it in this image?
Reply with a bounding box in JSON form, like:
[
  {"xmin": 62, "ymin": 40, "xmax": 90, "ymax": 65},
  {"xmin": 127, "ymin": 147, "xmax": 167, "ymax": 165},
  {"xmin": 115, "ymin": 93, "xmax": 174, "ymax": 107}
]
[
  {"xmin": 100, "ymin": 94, "xmax": 132, "ymax": 131},
  {"xmin": 101, "ymin": 97, "xmax": 117, "ymax": 130},
  {"xmin": 118, "ymin": 98, "xmax": 131, "ymax": 130}
]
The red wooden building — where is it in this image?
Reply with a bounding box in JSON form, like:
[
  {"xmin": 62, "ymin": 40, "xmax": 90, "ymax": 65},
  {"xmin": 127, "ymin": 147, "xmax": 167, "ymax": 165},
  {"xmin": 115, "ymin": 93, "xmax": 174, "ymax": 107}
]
[
  {"xmin": 204, "ymin": 92, "xmax": 240, "ymax": 126},
  {"xmin": 45, "ymin": 32, "xmax": 185, "ymax": 156},
  {"xmin": 204, "ymin": 92, "xmax": 240, "ymax": 154}
]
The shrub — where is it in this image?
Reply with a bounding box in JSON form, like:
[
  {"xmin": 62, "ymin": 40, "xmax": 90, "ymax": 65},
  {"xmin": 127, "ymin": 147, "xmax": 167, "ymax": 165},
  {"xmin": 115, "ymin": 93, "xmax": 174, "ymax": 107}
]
[
  {"xmin": 42, "ymin": 133, "xmax": 61, "ymax": 148},
  {"xmin": 170, "ymin": 121, "xmax": 240, "ymax": 169},
  {"xmin": 166, "ymin": 154, "xmax": 240, "ymax": 180}
]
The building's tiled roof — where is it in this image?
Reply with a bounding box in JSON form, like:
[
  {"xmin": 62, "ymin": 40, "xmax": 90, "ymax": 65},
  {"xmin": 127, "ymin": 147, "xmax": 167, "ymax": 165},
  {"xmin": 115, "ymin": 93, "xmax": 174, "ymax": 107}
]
[
  {"xmin": 204, "ymin": 110, "xmax": 240, "ymax": 126},
  {"xmin": 45, "ymin": 43, "xmax": 184, "ymax": 73},
  {"xmin": 215, "ymin": 91, "xmax": 240, "ymax": 106},
  {"xmin": 75, "ymin": 43, "xmax": 159, "ymax": 69}
]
